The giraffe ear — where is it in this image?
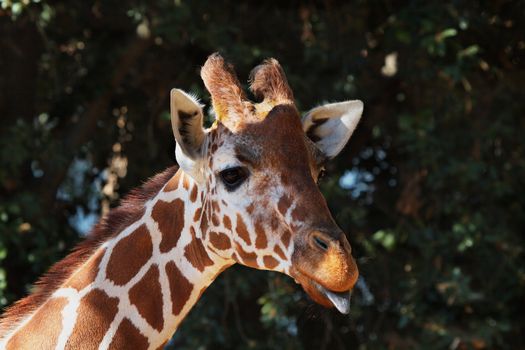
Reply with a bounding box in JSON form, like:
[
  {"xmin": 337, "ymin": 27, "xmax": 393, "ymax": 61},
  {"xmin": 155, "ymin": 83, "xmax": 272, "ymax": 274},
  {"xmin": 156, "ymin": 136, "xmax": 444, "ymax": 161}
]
[
  {"xmin": 170, "ymin": 89, "xmax": 206, "ymax": 177},
  {"xmin": 302, "ymin": 100, "xmax": 364, "ymax": 159}
]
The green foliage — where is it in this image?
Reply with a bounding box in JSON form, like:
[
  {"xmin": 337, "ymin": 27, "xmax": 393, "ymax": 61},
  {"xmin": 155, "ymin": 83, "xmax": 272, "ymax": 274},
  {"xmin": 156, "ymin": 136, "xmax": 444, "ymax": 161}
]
[{"xmin": 1, "ymin": 1, "xmax": 524, "ymax": 349}]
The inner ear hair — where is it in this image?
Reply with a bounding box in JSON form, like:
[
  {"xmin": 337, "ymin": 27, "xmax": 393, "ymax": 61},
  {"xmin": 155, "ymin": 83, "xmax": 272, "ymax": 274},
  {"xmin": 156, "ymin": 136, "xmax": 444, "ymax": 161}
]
[
  {"xmin": 170, "ymin": 88, "xmax": 205, "ymax": 160},
  {"xmin": 305, "ymin": 117, "xmax": 329, "ymax": 143},
  {"xmin": 178, "ymin": 110, "xmax": 200, "ymax": 150}
]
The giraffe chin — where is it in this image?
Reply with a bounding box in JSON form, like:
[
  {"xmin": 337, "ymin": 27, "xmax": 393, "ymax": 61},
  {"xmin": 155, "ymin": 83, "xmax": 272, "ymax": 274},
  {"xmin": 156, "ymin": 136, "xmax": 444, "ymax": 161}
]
[{"xmin": 294, "ymin": 275, "xmax": 352, "ymax": 314}]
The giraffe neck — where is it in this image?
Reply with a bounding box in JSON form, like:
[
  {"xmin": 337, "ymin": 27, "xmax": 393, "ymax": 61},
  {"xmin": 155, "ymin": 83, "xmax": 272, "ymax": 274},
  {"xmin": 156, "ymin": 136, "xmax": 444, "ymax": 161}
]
[{"xmin": 1, "ymin": 169, "xmax": 233, "ymax": 350}]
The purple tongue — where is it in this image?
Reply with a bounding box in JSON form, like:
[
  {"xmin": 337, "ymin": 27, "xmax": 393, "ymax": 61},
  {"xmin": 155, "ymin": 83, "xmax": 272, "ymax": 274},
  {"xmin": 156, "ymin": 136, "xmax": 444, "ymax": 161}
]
[
  {"xmin": 315, "ymin": 282, "xmax": 351, "ymax": 314},
  {"xmin": 323, "ymin": 289, "xmax": 351, "ymax": 314}
]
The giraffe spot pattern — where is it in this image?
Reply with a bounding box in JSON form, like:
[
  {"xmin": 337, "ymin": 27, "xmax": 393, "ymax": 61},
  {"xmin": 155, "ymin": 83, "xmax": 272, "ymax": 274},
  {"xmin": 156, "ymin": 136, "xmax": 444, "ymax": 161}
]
[
  {"xmin": 163, "ymin": 173, "xmax": 180, "ymax": 192},
  {"xmin": 211, "ymin": 200, "xmax": 220, "ymax": 213},
  {"xmin": 254, "ymin": 220, "xmax": 267, "ymax": 249},
  {"xmin": 165, "ymin": 261, "xmax": 193, "ymax": 316},
  {"xmin": 281, "ymin": 230, "xmax": 292, "ymax": 248},
  {"xmin": 6, "ymin": 297, "xmax": 68, "ymax": 350},
  {"xmin": 235, "ymin": 214, "xmax": 251, "ymax": 245},
  {"xmin": 274, "ymin": 245, "xmax": 287, "ymax": 261},
  {"xmin": 182, "ymin": 175, "xmax": 190, "ymax": 190},
  {"xmin": 129, "ymin": 264, "xmax": 164, "ymax": 332},
  {"xmin": 65, "ymin": 247, "xmax": 105, "ymax": 291},
  {"xmin": 208, "ymin": 245, "xmax": 221, "ymax": 257},
  {"xmin": 199, "ymin": 213, "xmax": 209, "ymax": 235},
  {"xmin": 235, "ymin": 243, "xmax": 258, "ymax": 268},
  {"xmin": 223, "ymin": 215, "xmax": 232, "ymax": 230},
  {"xmin": 108, "ymin": 318, "xmax": 149, "ymax": 350},
  {"xmin": 184, "ymin": 230, "xmax": 214, "ymax": 272},
  {"xmin": 263, "ymin": 255, "xmax": 279, "ymax": 269},
  {"xmin": 270, "ymin": 216, "xmax": 279, "ymax": 230},
  {"xmin": 189, "ymin": 184, "xmax": 198, "ymax": 202},
  {"xmin": 277, "ymin": 194, "xmax": 292, "ymax": 216},
  {"xmin": 66, "ymin": 289, "xmax": 119, "ymax": 349},
  {"xmin": 106, "ymin": 224, "xmax": 152, "ymax": 286},
  {"xmin": 193, "ymin": 208, "xmax": 202, "ymax": 222},
  {"xmin": 209, "ymin": 231, "xmax": 232, "ymax": 250},
  {"xmin": 211, "ymin": 213, "xmax": 220, "ymax": 226},
  {"xmin": 291, "ymin": 205, "xmax": 307, "ymax": 222},
  {"xmin": 151, "ymin": 199, "xmax": 185, "ymax": 253}
]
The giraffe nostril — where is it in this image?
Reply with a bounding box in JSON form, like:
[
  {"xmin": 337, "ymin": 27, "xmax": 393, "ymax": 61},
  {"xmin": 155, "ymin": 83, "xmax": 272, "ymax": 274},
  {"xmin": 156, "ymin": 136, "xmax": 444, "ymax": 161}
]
[{"xmin": 313, "ymin": 235, "xmax": 329, "ymax": 251}]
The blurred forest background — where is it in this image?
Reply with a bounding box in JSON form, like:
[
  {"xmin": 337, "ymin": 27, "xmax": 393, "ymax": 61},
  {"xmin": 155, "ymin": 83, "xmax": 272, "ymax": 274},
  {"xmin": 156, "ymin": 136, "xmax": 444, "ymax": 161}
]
[{"xmin": 1, "ymin": 0, "xmax": 524, "ymax": 349}]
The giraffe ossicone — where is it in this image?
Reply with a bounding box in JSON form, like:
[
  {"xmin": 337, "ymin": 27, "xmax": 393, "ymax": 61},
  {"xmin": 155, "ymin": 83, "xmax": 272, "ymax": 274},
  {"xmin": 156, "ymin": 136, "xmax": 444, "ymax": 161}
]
[{"xmin": 0, "ymin": 53, "xmax": 364, "ymax": 349}]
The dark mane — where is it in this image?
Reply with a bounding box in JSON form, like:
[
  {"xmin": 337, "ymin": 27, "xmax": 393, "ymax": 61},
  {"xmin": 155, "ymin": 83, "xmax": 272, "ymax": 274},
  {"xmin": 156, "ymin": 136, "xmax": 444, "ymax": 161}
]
[{"xmin": 0, "ymin": 166, "xmax": 178, "ymax": 337}]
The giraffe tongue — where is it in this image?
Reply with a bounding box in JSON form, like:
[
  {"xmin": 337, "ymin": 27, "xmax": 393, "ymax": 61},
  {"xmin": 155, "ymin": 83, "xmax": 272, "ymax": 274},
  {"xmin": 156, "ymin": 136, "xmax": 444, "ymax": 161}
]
[
  {"xmin": 316, "ymin": 283, "xmax": 352, "ymax": 314},
  {"xmin": 325, "ymin": 289, "xmax": 351, "ymax": 314}
]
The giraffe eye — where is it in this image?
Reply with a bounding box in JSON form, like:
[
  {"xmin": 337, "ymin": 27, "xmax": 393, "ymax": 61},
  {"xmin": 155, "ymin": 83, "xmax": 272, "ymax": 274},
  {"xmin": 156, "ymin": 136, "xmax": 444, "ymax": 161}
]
[{"xmin": 220, "ymin": 167, "xmax": 248, "ymax": 191}]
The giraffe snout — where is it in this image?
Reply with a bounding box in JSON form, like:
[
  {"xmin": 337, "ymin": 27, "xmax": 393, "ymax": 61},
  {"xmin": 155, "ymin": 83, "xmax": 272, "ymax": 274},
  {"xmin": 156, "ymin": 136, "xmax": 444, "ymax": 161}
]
[{"xmin": 292, "ymin": 229, "xmax": 359, "ymax": 293}]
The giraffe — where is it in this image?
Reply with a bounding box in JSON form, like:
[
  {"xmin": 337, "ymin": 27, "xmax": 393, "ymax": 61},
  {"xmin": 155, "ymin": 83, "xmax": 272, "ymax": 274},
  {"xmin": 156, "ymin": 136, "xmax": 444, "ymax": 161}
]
[{"xmin": 0, "ymin": 53, "xmax": 364, "ymax": 349}]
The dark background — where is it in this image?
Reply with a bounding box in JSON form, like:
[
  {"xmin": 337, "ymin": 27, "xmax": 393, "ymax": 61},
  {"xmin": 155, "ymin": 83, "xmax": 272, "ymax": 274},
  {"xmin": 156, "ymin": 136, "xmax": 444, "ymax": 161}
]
[{"xmin": 1, "ymin": 1, "xmax": 524, "ymax": 349}]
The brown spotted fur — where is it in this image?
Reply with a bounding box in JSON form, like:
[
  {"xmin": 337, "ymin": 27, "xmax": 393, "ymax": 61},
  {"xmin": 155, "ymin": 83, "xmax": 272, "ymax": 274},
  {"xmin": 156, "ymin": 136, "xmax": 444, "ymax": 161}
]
[
  {"xmin": 5, "ymin": 297, "xmax": 67, "ymax": 350},
  {"xmin": 0, "ymin": 166, "xmax": 177, "ymax": 337},
  {"xmin": 129, "ymin": 265, "xmax": 164, "ymax": 332}
]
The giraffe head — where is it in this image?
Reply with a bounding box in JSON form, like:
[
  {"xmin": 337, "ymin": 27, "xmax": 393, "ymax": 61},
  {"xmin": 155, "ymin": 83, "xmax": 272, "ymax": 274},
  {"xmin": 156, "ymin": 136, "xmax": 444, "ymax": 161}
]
[{"xmin": 170, "ymin": 54, "xmax": 363, "ymax": 314}]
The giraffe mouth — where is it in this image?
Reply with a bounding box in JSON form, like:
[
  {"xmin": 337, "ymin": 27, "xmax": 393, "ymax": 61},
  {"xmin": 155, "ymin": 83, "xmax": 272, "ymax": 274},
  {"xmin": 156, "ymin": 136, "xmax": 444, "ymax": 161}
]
[
  {"xmin": 293, "ymin": 274, "xmax": 352, "ymax": 314},
  {"xmin": 312, "ymin": 281, "xmax": 352, "ymax": 314}
]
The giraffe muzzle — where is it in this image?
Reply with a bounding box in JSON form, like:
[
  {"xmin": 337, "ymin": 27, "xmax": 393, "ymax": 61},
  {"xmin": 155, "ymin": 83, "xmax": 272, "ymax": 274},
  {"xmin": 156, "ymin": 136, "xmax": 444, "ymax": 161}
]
[{"xmin": 289, "ymin": 228, "xmax": 359, "ymax": 313}]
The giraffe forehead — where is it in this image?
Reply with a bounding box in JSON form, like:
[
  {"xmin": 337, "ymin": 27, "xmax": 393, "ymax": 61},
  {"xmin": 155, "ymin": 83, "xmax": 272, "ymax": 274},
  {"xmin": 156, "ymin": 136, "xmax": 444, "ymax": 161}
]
[{"xmin": 214, "ymin": 104, "xmax": 311, "ymax": 167}]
